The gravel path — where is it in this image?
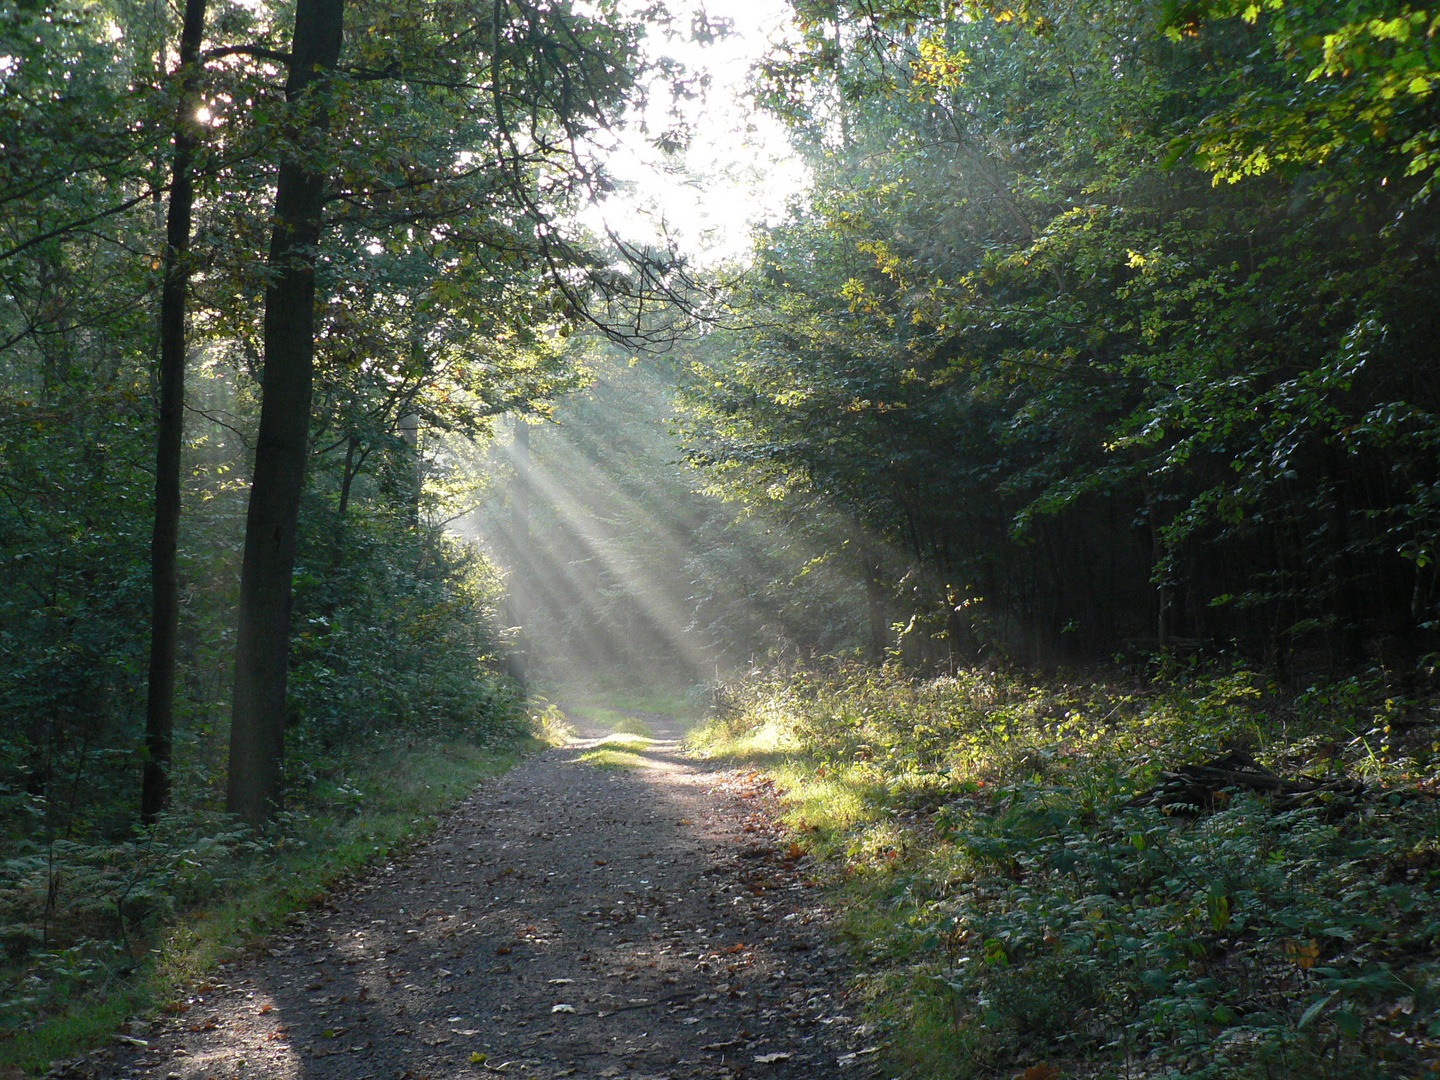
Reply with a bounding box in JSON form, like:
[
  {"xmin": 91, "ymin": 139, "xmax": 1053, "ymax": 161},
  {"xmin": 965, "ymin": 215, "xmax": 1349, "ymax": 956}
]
[{"xmin": 76, "ymin": 713, "xmax": 874, "ymax": 1080}]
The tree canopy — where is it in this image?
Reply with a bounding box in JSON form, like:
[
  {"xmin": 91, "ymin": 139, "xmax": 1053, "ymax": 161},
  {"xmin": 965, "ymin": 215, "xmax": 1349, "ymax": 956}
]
[{"xmin": 673, "ymin": 0, "xmax": 1440, "ymax": 672}]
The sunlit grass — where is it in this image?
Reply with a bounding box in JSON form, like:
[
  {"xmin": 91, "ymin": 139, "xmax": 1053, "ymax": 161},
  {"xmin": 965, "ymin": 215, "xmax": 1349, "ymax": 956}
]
[
  {"xmin": 576, "ymin": 732, "xmax": 654, "ymax": 769},
  {"xmin": 576, "ymin": 732, "xmax": 654, "ymax": 768},
  {"xmin": 530, "ymin": 701, "xmax": 578, "ymax": 744},
  {"xmin": 565, "ymin": 704, "xmax": 654, "ymax": 736}
]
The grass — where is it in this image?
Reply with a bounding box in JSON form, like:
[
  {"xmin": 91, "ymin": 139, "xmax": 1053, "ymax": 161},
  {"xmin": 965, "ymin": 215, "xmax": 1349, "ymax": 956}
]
[
  {"xmin": 576, "ymin": 733, "xmax": 656, "ymax": 769},
  {"xmin": 565, "ymin": 706, "xmax": 655, "ymax": 737},
  {"xmin": 536, "ymin": 680, "xmax": 698, "ymax": 728},
  {"xmin": 690, "ymin": 662, "xmax": 1440, "ymax": 1080},
  {"xmin": 0, "ymin": 729, "xmax": 543, "ymax": 1075}
]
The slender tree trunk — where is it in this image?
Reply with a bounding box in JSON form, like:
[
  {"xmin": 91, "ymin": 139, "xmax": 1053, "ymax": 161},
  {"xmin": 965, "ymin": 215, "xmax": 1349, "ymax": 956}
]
[
  {"xmin": 399, "ymin": 411, "xmax": 421, "ymax": 527},
  {"xmin": 226, "ymin": 0, "xmax": 344, "ymax": 825},
  {"xmin": 337, "ymin": 434, "xmax": 362, "ymax": 517},
  {"xmin": 143, "ymin": 0, "xmax": 208, "ymax": 825},
  {"xmin": 513, "ymin": 416, "xmax": 530, "ymax": 549}
]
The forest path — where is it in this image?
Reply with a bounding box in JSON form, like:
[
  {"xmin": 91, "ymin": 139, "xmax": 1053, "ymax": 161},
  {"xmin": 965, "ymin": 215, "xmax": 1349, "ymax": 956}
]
[{"xmin": 84, "ymin": 710, "xmax": 873, "ymax": 1080}]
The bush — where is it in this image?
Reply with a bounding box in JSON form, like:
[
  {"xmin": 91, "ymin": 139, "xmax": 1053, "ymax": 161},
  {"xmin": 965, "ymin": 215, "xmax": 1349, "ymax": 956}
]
[{"xmin": 692, "ymin": 662, "xmax": 1440, "ymax": 1079}]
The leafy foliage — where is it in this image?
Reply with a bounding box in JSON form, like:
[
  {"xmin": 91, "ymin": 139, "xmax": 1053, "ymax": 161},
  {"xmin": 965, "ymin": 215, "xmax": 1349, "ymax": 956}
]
[
  {"xmin": 0, "ymin": 0, "xmax": 659, "ymax": 1051},
  {"xmin": 680, "ymin": 0, "xmax": 1440, "ymax": 669},
  {"xmin": 694, "ymin": 662, "xmax": 1440, "ymax": 1077}
]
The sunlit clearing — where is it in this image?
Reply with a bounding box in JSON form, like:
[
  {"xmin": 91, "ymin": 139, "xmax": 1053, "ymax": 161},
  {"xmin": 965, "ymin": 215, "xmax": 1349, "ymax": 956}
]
[
  {"xmin": 452, "ymin": 362, "xmax": 744, "ymax": 693},
  {"xmin": 452, "ymin": 350, "xmax": 909, "ymax": 701}
]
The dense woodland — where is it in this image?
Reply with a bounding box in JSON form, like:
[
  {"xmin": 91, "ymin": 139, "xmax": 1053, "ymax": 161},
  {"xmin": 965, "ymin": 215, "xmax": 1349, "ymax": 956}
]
[
  {"xmin": 676, "ymin": 0, "xmax": 1440, "ymax": 676},
  {"xmin": 3, "ymin": 0, "xmax": 1440, "ymax": 1072}
]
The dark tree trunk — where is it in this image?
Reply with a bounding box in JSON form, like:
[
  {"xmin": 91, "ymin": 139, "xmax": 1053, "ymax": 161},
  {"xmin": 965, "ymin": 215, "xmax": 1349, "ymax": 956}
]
[
  {"xmin": 226, "ymin": 0, "xmax": 344, "ymax": 825},
  {"xmin": 337, "ymin": 435, "xmax": 365, "ymax": 517},
  {"xmin": 143, "ymin": 0, "xmax": 208, "ymax": 825}
]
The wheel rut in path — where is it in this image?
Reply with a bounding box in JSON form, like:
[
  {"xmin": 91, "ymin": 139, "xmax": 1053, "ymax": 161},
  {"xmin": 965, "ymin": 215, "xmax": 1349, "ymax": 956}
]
[{"xmin": 84, "ymin": 715, "xmax": 875, "ymax": 1080}]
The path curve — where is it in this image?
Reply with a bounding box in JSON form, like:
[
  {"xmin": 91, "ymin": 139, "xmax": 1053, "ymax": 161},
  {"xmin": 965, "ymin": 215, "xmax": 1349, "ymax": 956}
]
[{"xmin": 75, "ymin": 714, "xmax": 875, "ymax": 1080}]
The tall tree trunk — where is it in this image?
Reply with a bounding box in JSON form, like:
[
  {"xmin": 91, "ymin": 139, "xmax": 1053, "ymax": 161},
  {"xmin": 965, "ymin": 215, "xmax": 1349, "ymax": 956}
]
[
  {"xmin": 226, "ymin": 0, "xmax": 344, "ymax": 825},
  {"xmin": 399, "ymin": 410, "xmax": 421, "ymax": 527},
  {"xmin": 143, "ymin": 0, "xmax": 208, "ymax": 825},
  {"xmin": 512, "ymin": 416, "xmax": 530, "ymax": 549},
  {"xmin": 337, "ymin": 434, "xmax": 363, "ymax": 517}
]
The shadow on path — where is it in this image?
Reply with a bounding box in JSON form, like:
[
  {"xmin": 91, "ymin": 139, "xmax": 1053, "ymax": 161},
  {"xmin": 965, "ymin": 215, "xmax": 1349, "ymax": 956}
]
[{"xmin": 81, "ymin": 706, "xmax": 877, "ymax": 1080}]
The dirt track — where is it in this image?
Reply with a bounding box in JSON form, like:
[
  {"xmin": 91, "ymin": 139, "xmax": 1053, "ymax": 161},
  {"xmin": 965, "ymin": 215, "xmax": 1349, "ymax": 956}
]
[{"xmin": 73, "ymin": 713, "xmax": 876, "ymax": 1080}]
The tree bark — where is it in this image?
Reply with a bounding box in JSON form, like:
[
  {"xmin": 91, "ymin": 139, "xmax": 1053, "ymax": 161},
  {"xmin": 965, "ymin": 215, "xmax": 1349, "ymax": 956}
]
[
  {"xmin": 226, "ymin": 0, "xmax": 344, "ymax": 825},
  {"xmin": 143, "ymin": 0, "xmax": 208, "ymax": 825},
  {"xmin": 337, "ymin": 434, "xmax": 364, "ymax": 517},
  {"xmin": 512, "ymin": 415, "xmax": 530, "ymax": 549},
  {"xmin": 399, "ymin": 410, "xmax": 421, "ymax": 527}
]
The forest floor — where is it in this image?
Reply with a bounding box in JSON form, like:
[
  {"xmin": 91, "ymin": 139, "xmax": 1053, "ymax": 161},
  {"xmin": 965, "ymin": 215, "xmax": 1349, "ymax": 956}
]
[{"xmin": 60, "ymin": 709, "xmax": 874, "ymax": 1080}]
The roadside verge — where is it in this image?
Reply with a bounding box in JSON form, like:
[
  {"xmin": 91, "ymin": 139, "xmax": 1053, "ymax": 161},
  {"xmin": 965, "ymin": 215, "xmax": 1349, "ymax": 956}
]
[{"xmin": 1, "ymin": 732, "xmax": 545, "ymax": 1077}]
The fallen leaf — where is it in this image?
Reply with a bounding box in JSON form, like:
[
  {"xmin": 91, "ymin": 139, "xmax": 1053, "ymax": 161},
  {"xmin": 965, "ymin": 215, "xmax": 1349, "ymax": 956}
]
[
  {"xmin": 754, "ymin": 1052, "xmax": 793, "ymax": 1063},
  {"xmin": 1285, "ymin": 939, "xmax": 1320, "ymax": 970},
  {"xmin": 1016, "ymin": 1065, "xmax": 1055, "ymax": 1080},
  {"xmin": 551, "ymin": 1004, "xmax": 576, "ymax": 1014},
  {"xmin": 786, "ymin": 842, "xmax": 805, "ymax": 861},
  {"xmin": 258, "ymin": 1003, "xmax": 274, "ymax": 1015},
  {"xmin": 470, "ymin": 1052, "xmax": 487, "ymax": 1064},
  {"xmin": 547, "ymin": 978, "xmax": 575, "ymax": 985},
  {"xmin": 495, "ymin": 946, "xmax": 513, "ymax": 956}
]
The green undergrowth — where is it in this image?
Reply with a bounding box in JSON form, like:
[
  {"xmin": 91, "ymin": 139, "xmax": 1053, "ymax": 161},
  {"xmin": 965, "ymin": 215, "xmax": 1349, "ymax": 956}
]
[
  {"xmin": 691, "ymin": 663, "xmax": 1440, "ymax": 1080},
  {"xmin": 0, "ymin": 730, "xmax": 542, "ymax": 1075}
]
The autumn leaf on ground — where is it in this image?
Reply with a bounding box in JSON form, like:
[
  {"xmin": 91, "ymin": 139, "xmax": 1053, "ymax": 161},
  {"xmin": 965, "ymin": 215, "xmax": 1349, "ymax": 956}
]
[
  {"xmin": 1285, "ymin": 939, "xmax": 1320, "ymax": 969},
  {"xmin": 1015, "ymin": 1064, "xmax": 1056, "ymax": 1080}
]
